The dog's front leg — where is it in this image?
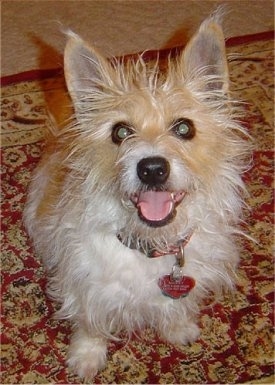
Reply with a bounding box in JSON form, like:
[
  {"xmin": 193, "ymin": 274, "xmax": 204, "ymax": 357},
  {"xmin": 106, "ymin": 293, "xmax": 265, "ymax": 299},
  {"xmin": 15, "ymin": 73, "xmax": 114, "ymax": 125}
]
[
  {"xmin": 159, "ymin": 315, "xmax": 200, "ymax": 346},
  {"xmin": 67, "ymin": 324, "xmax": 107, "ymax": 380}
]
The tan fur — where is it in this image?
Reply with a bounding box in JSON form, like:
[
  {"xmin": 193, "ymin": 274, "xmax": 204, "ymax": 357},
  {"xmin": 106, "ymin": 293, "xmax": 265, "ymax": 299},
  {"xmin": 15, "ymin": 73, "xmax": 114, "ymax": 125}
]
[{"xmin": 36, "ymin": 162, "xmax": 67, "ymax": 219}]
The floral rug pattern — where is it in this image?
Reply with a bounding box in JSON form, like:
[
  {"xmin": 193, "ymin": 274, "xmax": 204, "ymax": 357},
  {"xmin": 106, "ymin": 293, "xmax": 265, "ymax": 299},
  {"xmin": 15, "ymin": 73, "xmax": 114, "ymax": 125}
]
[{"xmin": 1, "ymin": 36, "xmax": 274, "ymax": 384}]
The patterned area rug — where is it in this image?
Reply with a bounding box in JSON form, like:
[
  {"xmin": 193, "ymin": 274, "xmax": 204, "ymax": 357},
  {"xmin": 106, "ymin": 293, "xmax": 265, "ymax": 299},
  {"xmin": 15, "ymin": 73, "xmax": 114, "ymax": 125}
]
[{"xmin": 1, "ymin": 33, "xmax": 274, "ymax": 384}]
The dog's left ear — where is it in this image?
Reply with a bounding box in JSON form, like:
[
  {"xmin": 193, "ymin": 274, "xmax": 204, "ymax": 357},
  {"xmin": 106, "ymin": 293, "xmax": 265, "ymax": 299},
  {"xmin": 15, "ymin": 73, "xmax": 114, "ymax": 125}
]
[
  {"xmin": 64, "ymin": 31, "xmax": 110, "ymax": 110},
  {"xmin": 182, "ymin": 15, "xmax": 229, "ymax": 93}
]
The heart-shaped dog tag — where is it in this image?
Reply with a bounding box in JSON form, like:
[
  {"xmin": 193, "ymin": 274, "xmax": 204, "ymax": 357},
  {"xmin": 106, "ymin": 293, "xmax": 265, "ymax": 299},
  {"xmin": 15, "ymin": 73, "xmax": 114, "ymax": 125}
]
[{"xmin": 158, "ymin": 275, "xmax": 195, "ymax": 299}]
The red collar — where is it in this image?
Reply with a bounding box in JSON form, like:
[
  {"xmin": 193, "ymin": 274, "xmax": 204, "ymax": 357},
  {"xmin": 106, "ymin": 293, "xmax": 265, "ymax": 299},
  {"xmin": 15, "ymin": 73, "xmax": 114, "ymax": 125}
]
[
  {"xmin": 149, "ymin": 232, "xmax": 193, "ymax": 258},
  {"xmin": 117, "ymin": 231, "xmax": 193, "ymax": 259}
]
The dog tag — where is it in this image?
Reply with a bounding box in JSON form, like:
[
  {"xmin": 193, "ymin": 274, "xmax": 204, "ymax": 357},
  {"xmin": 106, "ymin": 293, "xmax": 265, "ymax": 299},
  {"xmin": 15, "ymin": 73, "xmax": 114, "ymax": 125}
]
[{"xmin": 158, "ymin": 274, "xmax": 195, "ymax": 299}]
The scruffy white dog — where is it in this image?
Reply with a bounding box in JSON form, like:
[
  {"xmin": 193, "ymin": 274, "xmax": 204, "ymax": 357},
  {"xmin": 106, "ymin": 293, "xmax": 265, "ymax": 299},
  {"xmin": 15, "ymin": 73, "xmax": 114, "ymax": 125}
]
[{"xmin": 24, "ymin": 12, "xmax": 249, "ymax": 379}]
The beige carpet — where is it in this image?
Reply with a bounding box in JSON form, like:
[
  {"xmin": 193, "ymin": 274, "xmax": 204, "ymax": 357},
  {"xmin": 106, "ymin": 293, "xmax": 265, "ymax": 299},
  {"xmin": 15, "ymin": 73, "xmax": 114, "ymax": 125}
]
[{"xmin": 1, "ymin": 0, "xmax": 274, "ymax": 76}]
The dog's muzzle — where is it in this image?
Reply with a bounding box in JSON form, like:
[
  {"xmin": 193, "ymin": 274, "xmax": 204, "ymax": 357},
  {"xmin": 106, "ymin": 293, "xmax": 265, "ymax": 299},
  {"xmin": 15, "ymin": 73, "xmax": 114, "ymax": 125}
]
[{"xmin": 130, "ymin": 156, "xmax": 186, "ymax": 227}]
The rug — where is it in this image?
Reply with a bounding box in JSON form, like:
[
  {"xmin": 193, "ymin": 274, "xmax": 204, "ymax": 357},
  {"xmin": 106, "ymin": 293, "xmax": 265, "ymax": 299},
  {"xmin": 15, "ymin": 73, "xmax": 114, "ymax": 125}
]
[{"xmin": 1, "ymin": 32, "xmax": 274, "ymax": 384}]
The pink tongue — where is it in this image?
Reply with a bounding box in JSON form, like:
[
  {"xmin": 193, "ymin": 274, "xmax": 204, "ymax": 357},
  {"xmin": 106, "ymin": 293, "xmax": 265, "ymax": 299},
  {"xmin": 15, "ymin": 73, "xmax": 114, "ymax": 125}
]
[{"xmin": 137, "ymin": 191, "xmax": 174, "ymax": 222}]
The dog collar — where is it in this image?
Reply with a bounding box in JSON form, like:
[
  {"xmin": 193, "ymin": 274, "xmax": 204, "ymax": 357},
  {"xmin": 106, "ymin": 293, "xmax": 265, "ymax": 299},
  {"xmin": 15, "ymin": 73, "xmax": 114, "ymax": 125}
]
[
  {"xmin": 117, "ymin": 231, "xmax": 196, "ymax": 299},
  {"xmin": 116, "ymin": 231, "xmax": 192, "ymax": 259}
]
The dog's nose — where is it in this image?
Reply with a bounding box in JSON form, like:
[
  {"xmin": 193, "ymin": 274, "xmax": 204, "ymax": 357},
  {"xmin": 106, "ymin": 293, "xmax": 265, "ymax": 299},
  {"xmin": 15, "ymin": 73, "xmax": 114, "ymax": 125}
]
[{"xmin": 137, "ymin": 156, "xmax": 170, "ymax": 186}]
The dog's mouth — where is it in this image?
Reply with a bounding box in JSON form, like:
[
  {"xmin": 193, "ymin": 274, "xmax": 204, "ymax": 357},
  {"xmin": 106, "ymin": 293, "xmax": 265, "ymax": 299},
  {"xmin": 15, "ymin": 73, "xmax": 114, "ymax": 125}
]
[{"xmin": 130, "ymin": 190, "xmax": 186, "ymax": 227}]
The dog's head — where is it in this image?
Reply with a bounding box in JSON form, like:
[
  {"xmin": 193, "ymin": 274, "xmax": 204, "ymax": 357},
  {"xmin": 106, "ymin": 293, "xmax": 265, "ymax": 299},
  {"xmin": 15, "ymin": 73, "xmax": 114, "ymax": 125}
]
[{"xmin": 63, "ymin": 14, "xmax": 249, "ymax": 242}]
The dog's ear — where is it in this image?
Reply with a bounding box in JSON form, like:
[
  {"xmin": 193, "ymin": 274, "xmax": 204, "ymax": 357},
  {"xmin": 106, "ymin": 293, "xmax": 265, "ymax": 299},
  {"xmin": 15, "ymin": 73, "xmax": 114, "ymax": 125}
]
[
  {"xmin": 64, "ymin": 31, "xmax": 109, "ymax": 107},
  {"xmin": 182, "ymin": 15, "xmax": 229, "ymax": 93}
]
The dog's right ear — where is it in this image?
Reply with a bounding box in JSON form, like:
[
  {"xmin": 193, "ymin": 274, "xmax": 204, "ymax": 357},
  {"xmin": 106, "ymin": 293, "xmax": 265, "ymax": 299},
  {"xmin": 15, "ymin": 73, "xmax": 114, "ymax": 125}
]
[{"xmin": 64, "ymin": 31, "xmax": 109, "ymax": 108}]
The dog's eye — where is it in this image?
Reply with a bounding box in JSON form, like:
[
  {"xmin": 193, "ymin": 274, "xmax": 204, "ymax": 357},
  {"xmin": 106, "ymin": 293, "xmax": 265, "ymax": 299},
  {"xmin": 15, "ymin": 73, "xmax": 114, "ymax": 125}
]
[
  {"xmin": 112, "ymin": 122, "xmax": 134, "ymax": 144},
  {"xmin": 171, "ymin": 119, "xmax": 195, "ymax": 140}
]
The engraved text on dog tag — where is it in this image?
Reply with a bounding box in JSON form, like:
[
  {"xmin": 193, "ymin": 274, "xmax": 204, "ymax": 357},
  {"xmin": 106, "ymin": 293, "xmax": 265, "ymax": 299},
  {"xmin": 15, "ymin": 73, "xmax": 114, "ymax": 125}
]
[{"xmin": 158, "ymin": 274, "xmax": 195, "ymax": 299}]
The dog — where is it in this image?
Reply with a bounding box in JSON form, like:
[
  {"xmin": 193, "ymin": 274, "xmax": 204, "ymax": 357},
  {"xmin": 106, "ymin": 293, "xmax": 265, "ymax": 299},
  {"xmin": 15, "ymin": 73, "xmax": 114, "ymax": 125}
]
[{"xmin": 24, "ymin": 11, "xmax": 250, "ymax": 379}]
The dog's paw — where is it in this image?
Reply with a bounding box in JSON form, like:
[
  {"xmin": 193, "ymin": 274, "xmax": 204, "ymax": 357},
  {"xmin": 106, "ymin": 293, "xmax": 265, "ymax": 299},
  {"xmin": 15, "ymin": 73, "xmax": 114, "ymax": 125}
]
[
  {"xmin": 161, "ymin": 321, "xmax": 200, "ymax": 345},
  {"xmin": 67, "ymin": 335, "xmax": 107, "ymax": 380}
]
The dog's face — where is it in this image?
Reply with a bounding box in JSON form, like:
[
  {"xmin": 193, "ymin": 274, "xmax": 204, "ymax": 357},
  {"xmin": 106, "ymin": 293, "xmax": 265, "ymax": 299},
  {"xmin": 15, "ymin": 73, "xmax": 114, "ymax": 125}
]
[
  {"xmin": 63, "ymin": 21, "xmax": 247, "ymax": 242},
  {"xmin": 100, "ymin": 86, "xmax": 219, "ymax": 231}
]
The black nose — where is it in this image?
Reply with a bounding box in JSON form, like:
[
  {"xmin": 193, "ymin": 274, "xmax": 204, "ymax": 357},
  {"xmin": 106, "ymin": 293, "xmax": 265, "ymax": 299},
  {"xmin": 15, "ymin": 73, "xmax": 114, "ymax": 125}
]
[{"xmin": 137, "ymin": 156, "xmax": 170, "ymax": 186}]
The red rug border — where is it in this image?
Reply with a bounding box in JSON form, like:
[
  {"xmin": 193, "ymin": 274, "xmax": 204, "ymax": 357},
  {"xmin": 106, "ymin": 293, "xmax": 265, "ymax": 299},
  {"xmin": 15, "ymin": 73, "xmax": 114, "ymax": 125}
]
[{"xmin": 1, "ymin": 30, "xmax": 273, "ymax": 87}]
